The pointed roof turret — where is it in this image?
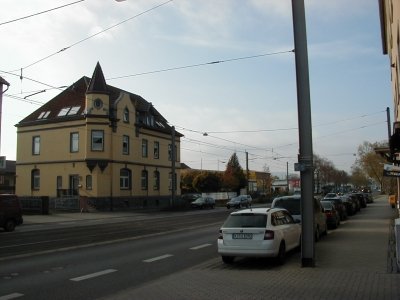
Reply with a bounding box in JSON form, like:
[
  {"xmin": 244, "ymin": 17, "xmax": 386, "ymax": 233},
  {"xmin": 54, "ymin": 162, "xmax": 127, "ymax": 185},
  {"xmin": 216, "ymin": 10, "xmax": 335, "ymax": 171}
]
[{"xmin": 86, "ymin": 62, "xmax": 109, "ymax": 94}]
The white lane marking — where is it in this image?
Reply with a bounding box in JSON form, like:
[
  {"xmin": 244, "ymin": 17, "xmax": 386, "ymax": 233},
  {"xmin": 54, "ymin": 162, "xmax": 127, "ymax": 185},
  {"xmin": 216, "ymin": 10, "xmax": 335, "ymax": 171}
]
[
  {"xmin": 0, "ymin": 293, "xmax": 24, "ymax": 300},
  {"xmin": 70, "ymin": 269, "xmax": 117, "ymax": 282},
  {"xmin": 190, "ymin": 243, "xmax": 212, "ymax": 250},
  {"xmin": 143, "ymin": 254, "xmax": 173, "ymax": 263}
]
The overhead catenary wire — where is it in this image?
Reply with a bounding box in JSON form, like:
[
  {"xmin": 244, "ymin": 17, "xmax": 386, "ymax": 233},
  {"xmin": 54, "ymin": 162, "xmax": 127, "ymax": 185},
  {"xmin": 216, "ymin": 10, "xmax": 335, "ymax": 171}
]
[
  {"xmin": 107, "ymin": 50, "xmax": 294, "ymax": 80},
  {"xmin": 0, "ymin": 0, "xmax": 85, "ymax": 26},
  {"xmin": 8, "ymin": 0, "xmax": 174, "ymax": 73}
]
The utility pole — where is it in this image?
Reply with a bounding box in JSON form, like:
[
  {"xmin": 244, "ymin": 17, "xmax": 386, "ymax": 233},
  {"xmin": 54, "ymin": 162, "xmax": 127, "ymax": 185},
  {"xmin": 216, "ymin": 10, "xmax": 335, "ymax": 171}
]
[
  {"xmin": 246, "ymin": 151, "xmax": 249, "ymax": 195},
  {"xmin": 286, "ymin": 162, "xmax": 289, "ymax": 193},
  {"xmin": 171, "ymin": 126, "xmax": 176, "ymax": 207},
  {"xmin": 292, "ymin": 0, "xmax": 315, "ymax": 267}
]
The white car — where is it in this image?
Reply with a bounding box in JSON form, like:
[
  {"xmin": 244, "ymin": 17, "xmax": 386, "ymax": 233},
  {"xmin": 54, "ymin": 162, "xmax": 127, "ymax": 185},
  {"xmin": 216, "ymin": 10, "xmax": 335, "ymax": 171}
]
[{"xmin": 217, "ymin": 207, "xmax": 301, "ymax": 264}]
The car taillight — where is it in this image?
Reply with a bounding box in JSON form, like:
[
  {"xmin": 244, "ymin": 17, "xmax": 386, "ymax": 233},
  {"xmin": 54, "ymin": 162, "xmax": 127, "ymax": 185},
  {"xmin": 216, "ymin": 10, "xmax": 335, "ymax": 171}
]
[
  {"xmin": 218, "ymin": 229, "xmax": 223, "ymax": 240},
  {"xmin": 264, "ymin": 230, "xmax": 274, "ymax": 240}
]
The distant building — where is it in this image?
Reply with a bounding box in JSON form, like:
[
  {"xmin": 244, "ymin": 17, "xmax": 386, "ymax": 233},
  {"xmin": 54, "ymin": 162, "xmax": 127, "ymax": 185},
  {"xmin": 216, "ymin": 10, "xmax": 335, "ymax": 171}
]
[{"xmin": 15, "ymin": 63, "xmax": 181, "ymax": 207}]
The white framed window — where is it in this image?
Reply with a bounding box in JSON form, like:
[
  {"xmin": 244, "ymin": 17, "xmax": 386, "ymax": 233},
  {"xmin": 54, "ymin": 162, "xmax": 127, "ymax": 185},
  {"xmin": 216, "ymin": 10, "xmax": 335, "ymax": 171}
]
[
  {"xmin": 153, "ymin": 170, "xmax": 160, "ymax": 190},
  {"xmin": 32, "ymin": 136, "xmax": 40, "ymax": 155},
  {"xmin": 86, "ymin": 175, "xmax": 92, "ymax": 190},
  {"xmin": 123, "ymin": 135, "xmax": 129, "ymax": 155},
  {"xmin": 154, "ymin": 141, "xmax": 159, "ymax": 159},
  {"xmin": 120, "ymin": 168, "xmax": 131, "ymax": 189},
  {"xmin": 70, "ymin": 132, "xmax": 79, "ymax": 152},
  {"xmin": 32, "ymin": 169, "xmax": 40, "ymax": 190},
  {"xmin": 123, "ymin": 108, "xmax": 129, "ymax": 123},
  {"xmin": 142, "ymin": 139, "xmax": 148, "ymax": 157},
  {"xmin": 141, "ymin": 170, "xmax": 148, "ymax": 190},
  {"xmin": 91, "ymin": 130, "xmax": 104, "ymax": 151}
]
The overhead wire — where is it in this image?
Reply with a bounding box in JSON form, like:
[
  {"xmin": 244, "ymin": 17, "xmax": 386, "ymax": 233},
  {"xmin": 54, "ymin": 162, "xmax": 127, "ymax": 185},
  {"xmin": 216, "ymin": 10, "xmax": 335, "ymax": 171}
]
[
  {"xmin": 107, "ymin": 50, "xmax": 294, "ymax": 80},
  {"xmin": 0, "ymin": 0, "xmax": 85, "ymax": 26},
  {"xmin": 7, "ymin": 0, "xmax": 174, "ymax": 73}
]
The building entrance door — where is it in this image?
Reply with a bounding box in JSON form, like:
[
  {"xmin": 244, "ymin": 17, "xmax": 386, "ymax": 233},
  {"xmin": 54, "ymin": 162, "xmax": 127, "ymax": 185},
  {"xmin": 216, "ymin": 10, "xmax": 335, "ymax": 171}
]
[{"xmin": 69, "ymin": 175, "xmax": 79, "ymax": 196}]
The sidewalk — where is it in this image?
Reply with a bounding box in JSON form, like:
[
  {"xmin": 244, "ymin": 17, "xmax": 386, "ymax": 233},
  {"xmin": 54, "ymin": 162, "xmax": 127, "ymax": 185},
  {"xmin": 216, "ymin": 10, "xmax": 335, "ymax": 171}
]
[{"xmin": 98, "ymin": 195, "xmax": 400, "ymax": 300}]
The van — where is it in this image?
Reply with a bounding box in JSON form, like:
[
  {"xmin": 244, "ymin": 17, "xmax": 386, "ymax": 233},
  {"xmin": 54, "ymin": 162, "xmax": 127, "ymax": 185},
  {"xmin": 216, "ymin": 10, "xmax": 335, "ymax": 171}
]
[
  {"xmin": 0, "ymin": 194, "xmax": 23, "ymax": 232},
  {"xmin": 271, "ymin": 195, "xmax": 327, "ymax": 241}
]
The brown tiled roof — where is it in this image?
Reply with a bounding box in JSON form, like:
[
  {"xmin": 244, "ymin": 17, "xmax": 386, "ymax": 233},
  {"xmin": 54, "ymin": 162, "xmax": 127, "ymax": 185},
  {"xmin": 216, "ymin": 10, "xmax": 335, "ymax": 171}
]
[
  {"xmin": 15, "ymin": 64, "xmax": 183, "ymax": 137},
  {"xmin": 16, "ymin": 76, "xmax": 89, "ymax": 126}
]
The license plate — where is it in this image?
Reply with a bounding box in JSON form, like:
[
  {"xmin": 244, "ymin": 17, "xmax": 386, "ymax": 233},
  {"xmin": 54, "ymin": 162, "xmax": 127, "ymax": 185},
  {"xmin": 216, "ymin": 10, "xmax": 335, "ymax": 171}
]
[{"xmin": 232, "ymin": 233, "xmax": 253, "ymax": 239}]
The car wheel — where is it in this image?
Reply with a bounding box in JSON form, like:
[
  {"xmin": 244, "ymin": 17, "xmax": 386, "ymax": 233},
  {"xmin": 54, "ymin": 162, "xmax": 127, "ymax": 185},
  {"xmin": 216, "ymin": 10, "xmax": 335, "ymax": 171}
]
[
  {"xmin": 276, "ymin": 241, "xmax": 286, "ymax": 265},
  {"xmin": 227, "ymin": 205, "xmax": 230, "ymax": 209},
  {"xmin": 222, "ymin": 256, "xmax": 234, "ymax": 264},
  {"xmin": 4, "ymin": 219, "xmax": 16, "ymax": 232}
]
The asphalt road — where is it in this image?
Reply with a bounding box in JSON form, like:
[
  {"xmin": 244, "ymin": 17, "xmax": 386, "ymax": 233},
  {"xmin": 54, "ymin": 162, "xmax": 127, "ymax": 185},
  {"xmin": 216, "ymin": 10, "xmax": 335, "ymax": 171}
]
[
  {"xmin": 0, "ymin": 209, "xmax": 232, "ymax": 300},
  {"xmin": 0, "ymin": 209, "xmax": 231, "ymax": 260}
]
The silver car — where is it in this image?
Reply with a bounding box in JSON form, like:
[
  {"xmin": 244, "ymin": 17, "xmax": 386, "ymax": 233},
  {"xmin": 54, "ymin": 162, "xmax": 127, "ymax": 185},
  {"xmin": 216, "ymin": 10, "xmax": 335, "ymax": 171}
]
[{"xmin": 218, "ymin": 207, "xmax": 301, "ymax": 264}]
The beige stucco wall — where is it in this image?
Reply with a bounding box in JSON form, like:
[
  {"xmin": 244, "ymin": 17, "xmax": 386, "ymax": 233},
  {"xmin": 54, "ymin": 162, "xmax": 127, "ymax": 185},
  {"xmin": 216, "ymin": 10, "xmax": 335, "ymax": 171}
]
[
  {"xmin": 16, "ymin": 92, "xmax": 181, "ymax": 198},
  {"xmin": 381, "ymin": 0, "xmax": 400, "ymax": 121}
]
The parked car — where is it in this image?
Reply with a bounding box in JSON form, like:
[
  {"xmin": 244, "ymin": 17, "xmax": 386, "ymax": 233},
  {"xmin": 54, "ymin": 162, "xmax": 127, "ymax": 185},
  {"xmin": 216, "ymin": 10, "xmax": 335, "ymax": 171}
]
[
  {"xmin": 190, "ymin": 197, "xmax": 215, "ymax": 209},
  {"xmin": 323, "ymin": 197, "xmax": 347, "ymax": 220},
  {"xmin": 347, "ymin": 193, "xmax": 361, "ymax": 212},
  {"xmin": 271, "ymin": 195, "xmax": 328, "ymax": 241},
  {"xmin": 352, "ymin": 193, "xmax": 367, "ymax": 208},
  {"xmin": 226, "ymin": 195, "xmax": 252, "ymax": 209},
  {"xmin": 320, "ymin": 200, "xmax": 340, "ymax": 229},
  {"xmin": 181, "ymin": 193, "xmax": 201, "ymax": 202},
  {"xmin": 340, "ymin": 195, "xmax": 357, "ymax": 216},
  {"xmin": 0, "ymin": 194, "xmax": 23, "ymax": 232},
  {"xmin": 324, "ymin": 192, "xmax": 338, "ymax": 199},
  {"xmin": 363, "ymin": 193, "xmax": 374, "ymax": 204},
  {"xmin": 218, "ymin": 207, "xmax": 301, "ymax": 264}
]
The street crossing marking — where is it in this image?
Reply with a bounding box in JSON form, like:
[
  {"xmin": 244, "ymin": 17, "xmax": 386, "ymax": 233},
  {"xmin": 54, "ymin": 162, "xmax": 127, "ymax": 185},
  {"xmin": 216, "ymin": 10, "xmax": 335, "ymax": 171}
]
[
  {"xmin": 70, "ymin": 269, "xmax": 117, "ymax": 282},
  {"xmin": 0, "ymin": 293, "xmax": 24, "ymax": 300},
  {"xmin": 143, "ymin": 254, "xmax": 173, "ymax": 263},
  {"xmin": 190, "ymin": 243, "xmax": 212, "ymax": 250}
]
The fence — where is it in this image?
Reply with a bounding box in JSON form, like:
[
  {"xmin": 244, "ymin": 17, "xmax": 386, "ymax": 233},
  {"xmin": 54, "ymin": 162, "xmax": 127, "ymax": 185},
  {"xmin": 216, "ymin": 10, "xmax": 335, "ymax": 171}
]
[{"xmin": 19, "ymin": 194, "xmax": 202, "ymax": 214}]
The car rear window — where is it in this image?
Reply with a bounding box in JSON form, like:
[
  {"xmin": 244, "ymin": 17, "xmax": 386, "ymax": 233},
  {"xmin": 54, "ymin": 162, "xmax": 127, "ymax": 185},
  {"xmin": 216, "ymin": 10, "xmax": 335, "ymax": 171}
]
[
  {"xmin": 273, "ymin": 198, "xmax": 300, "ymax": 215},
  {"xmin": 222, "ymin": 213, "xmax": 267, "ymax": 228}
]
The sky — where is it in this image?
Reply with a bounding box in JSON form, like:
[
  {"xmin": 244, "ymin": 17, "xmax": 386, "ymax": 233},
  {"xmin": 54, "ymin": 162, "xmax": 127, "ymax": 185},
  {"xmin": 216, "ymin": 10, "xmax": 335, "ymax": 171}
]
[{"xmin": 0, "ymin": 0, "xmax": 393, "ymax": 177}]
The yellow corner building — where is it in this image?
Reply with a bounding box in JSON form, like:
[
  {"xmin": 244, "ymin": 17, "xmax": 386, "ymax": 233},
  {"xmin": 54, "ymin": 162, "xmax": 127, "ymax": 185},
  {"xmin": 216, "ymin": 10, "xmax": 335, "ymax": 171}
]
[{"xmin": 15, "ymin": 63, "xmax": 181, "ymax": 209}]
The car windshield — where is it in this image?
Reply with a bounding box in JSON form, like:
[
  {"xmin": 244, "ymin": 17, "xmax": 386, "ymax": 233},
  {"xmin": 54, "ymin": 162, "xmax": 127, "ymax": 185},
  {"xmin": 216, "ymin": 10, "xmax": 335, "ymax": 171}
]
[
  {"xmin": 193, "ymin": 198, "xmax": 204, "ymax": 203},
  {"xmin": 273, "ymin": 198, "xmax": 300, "ymax": 215},
  {"xmin": 222, "ymin": 213, "xmax": 267, "ymax": 228},
  {"xmin": 321, "ymin": 201, "xmax": 333, "ymax": 209}
]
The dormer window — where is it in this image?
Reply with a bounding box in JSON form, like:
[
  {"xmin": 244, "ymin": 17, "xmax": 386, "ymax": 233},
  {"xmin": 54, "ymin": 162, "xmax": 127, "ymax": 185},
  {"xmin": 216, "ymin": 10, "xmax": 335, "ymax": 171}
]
[
  {"xmin": 38, "ymin": 111, "xmax": 50, "ymax": 119},
  {"xmin": 57, "ymin": 106, "xmax": 81, "ymax": 117},
  {"xmin": 123, "ymin": 108, "xmax": 129, "ymax": 123}
]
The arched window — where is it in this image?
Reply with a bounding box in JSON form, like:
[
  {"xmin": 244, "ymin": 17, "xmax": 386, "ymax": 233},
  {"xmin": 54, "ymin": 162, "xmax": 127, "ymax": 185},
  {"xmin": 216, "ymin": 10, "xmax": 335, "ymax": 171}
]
[
  {"xmin": 141, "ymin": 170, "xmax": 148, "ymax": 190},
  {"xmin": 120, "ymin": 168, "xmax": 131, "ymax": 190},
  {"xmin": 123, "ymin": 107, "xmax": 129, "ymax": 123},
  {"xmin": 31, "ymin": 169, "xmax": 40, "ymax": 190},
  {"xmin": 153, "ymin": 170, "xmax": 160, "ymax": 190},
  {"xmin": 86, "ymin": 175, "xmax": 92, "ymax": 190}
]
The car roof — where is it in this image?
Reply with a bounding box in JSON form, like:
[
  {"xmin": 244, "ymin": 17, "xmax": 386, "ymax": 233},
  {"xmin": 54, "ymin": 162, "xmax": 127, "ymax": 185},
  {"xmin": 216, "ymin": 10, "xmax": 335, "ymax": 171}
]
[{"xmin": 229, "ymin": 207, "xmax": 285, "ymax": 215}]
